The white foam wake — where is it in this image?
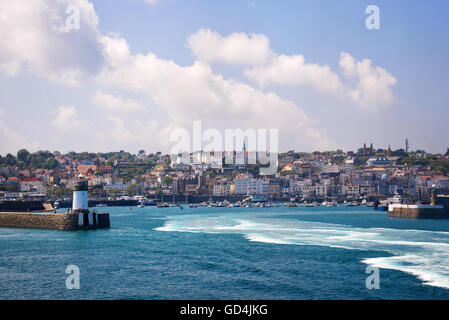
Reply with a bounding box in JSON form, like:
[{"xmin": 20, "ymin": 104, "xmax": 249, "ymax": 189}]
[{"xmin": 155, "ymin": 211, "xmax": 449, "ymax": 289}]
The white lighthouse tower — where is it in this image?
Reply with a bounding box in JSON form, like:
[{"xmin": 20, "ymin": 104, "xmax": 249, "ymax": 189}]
[
  {"xmin": 73, "ymin": 173, "xmax": 89, "ymax": 212},
  {"xmin": 70, "ymin": 174, "xmax": 109, "ymax": 230}
]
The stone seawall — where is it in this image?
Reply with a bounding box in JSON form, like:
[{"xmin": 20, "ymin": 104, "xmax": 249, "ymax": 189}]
[
  {"xmin": 0, "ymin": 212, "xmax": 110, "ymax": 230},
  {"xmin": 389, "ymin": 206, "xmax": 449, "ymax": 219},
  {"xmin": 0, "ymin": 201, "xmax": 45, "ymax": 212}
]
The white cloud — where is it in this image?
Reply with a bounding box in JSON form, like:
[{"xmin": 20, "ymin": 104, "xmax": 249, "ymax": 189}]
[
  {"xmin": 189, "ymin": 30, "xmax": 397, "ymax": 110},
  {"xmin": 92, "ymin": 90, "xmax": 145, "ymax": 113},
  {"xmin": 245, "ymin": 54, "xmax": 343, "ymax": 94},
  {"xmin": 0, "ymin": 0, "xmax": 104, "ymax": 85},
  {"xmin": 339, "ymin": 52, "xmax": 397, "ymax": 110},
  {"xmin": 51, "ymin": 105, "xmax": 84, "ymax": 131},
  {"xmin": 100, "ymin": 35, "xmax": 333, "ymax": 151},
  {"xmin": 188, "ymin": 29, "xmax": 273, "ymax": 65},
  {"xmin": 1, "ymin": 2, "xmax": 345, "ymax": 153}
]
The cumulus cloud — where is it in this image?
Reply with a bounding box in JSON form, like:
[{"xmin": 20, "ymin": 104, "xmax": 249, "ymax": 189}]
[
  {"xmin": 245, "ymin": 54, "xmax": 343, "ymax": 94},
  {"xmin": 99, "ymin": 35, "xmax": 332, "ymax": 151},
  {"xmin": 0, "ymin": 0, "xmax": 104, "ymax": 84},
  {"xmin": 1, "ymin": 1, "xmax": 345, "ymax": 153},
  {"xmin": 188, "ymin": 29, "xmax": 273, "ymax": 65},
  {"xmin": 51, "ymin": 105, "xmax": 84, "ymax": 131},
  {"xmin": 188, "ymin": 29, "xmax": 397, "ymax": 110},
  {"xmin": 92, "ymin": 90, "xmax": 145, "ymax": 113},
  {"xmin": 339, "ymin": 52, "xmax": 397, "ymax": 109}
]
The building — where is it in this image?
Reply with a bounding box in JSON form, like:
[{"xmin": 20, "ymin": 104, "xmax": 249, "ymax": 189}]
[
  {"xmin": 234, "ymin": 174, "xmax": 253, "ymax": 195},
  {"xmin": 367, "ymin": 157, "xmax": 392, "ymax": 167},
  {"xmin": 20, "ymin": 177, "xmax": 45, "ymax": 193},
  {"xmin": 213, "ymin": 180, "xmax": 234, "ymax": 196}
]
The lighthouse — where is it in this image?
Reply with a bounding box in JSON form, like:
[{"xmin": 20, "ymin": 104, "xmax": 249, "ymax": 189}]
[
  {"xmin": 72, "ymin": 173, "xmax": 92, "ymax": 229},
  {"xmin": 73, "ymin": 174, "xmax": 88, "ymax": 212},
  {"xmin": 70, "ymin": 174, "xmax": 110, "ymax": 230}
]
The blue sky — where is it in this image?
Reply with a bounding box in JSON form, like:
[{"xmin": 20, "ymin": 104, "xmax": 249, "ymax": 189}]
[{"xmin": 0, "ymin": 0, "xmax": 448, "ymax": 154}]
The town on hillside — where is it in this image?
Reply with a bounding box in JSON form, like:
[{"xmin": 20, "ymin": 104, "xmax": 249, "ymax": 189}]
[{"xmin": 1, "ymin": 143, "xmax": 449, "ymax": 204}]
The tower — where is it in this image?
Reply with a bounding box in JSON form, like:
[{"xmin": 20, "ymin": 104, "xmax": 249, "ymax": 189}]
[
  {"xmin": 243, "ymin": 139, "xmax": 248, "ymax": 168},
  {"xmin": 405, "ymin": 138, "xmax": 409, "ymax": 154},
  {"xmin": 72, "ymin": 173, "xmax": 93, "ymax": 229},
  {"xmin": 72, "ymin": 174, "xmax": 88, "ymax": 212},
  {"xmin": 431, "ymin": 184, "xmax": 437, "ymax": 205}
]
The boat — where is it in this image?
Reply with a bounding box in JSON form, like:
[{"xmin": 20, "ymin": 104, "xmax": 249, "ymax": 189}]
[
  {"xmin": 387, "ymin": 194, "xmax": 405, "ymax": 212},
  {"xmin": 143, "ymin": 200, "xmax": 157, "ymax": 206},
  {"xmin": 157, "ymin": 202, "xmax": 169, "ymax": 208},
  {"xmin": 387, "ymin": 194, "xmax": 404, "ymax": 205},
  {"xmin": 377, "ymin": 200, "xmax": 389, "ymax": 211},
  {"xmin": 250, "ymin": 195, "xmax": 267, "ymax": 203}
]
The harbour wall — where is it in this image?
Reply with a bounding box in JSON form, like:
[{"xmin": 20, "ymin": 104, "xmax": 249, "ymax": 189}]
[
  {"xmin": 0, "ymin": 201, "xmax": 45, "ymax": 212},
  {"xmin": 388, "ymin": 205, "xmax": 449, "ymax": 219},
  {"xmin": 0, "ymin": 211, "xmax": 110, "ymax": 230},
  {"xmin": 57, "ymin": 199, "xmax": 138, "ymax": 208}
]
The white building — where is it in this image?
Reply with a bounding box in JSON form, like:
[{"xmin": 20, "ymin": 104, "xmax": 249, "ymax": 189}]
[
  {"xmin": 20, "ymin": 178, "xmax": 45, "ymax": 193},
  {"xmin": 247, "ymin": 179, "xmax": 268, "ymax": 196},
  {"xmin": 234, "ymin": 174, "xmax": 253, "ymax": 195}
]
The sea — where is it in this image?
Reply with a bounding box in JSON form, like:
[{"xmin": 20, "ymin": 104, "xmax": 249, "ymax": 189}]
[{"xmin": 1, "ymin": 205, "xmax": 449, "ymax": 300}]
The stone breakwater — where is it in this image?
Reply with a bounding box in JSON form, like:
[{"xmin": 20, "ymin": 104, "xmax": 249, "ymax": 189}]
[
  {"xmin": 0, "ymin": 211, "xmax": 110, "ymax": 230},
  {"xmin": 388, "ymin": 205, "xmax": 449, "ymax": 219},
  {"xmin": 388, "ymin": 196, "xmax": 449, "ymax": 219}
]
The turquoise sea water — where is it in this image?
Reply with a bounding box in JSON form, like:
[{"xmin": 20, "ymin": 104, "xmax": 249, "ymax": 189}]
[{"xmin": 1, "ymin": 205, "xmax": 449, "ymax": 300}]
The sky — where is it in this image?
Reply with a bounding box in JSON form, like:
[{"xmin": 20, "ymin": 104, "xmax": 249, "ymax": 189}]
[{"xmin": 0, "ymin": 0, "xmax": 448, "ymax": 155}]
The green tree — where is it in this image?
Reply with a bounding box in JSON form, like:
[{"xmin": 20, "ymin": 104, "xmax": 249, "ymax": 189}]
[
  {"xmin": 107, "ymin": 188, "xmax": 122, "ymax": 197},
  {"xmin": 89, "ymin": 186, "xmax": 106, "ymax": 198},
  {"xmin": 5, "ymin": 153, "xmax": 16, "ymax": 166},
  {"xmin": 162, "ymin": 176, "xmax": 173, "ymax": 186},
  {"xmin": 53, "ymin": 187, "xmax": 72, "ymax": 197},
  {"xmin": 44, "ymin": 158, "xmax": 59, "ymax": 169},
  {"xmin": 17, "ymin": 149, "xmax": 30, "ymax": 163},
  {"xmin": 125, "ymin": 184, "xmax": 141, "ymax": 196}
]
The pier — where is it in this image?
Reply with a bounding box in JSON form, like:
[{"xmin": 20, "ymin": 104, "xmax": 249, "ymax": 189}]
[
  {"xmin": 0, "ymin": 211, "xmax": 110, "ymax": 230},
  {"xmin": 388, "ymin": 190, "xmax": 449, "ymax": 219},
  {"xmin": 0, "ymin": 174, "xmax": 110, "ymax": 231}
]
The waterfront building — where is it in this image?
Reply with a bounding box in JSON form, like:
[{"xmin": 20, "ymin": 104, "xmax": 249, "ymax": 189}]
[{"xmin": 234, "ymin": 174, "xmax": 253, "ymax": 195}]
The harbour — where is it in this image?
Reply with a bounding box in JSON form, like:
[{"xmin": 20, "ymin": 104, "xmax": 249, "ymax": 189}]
[{"xmin": 2, "ymin": 205, "xmax": 449, "ymax": 299}]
